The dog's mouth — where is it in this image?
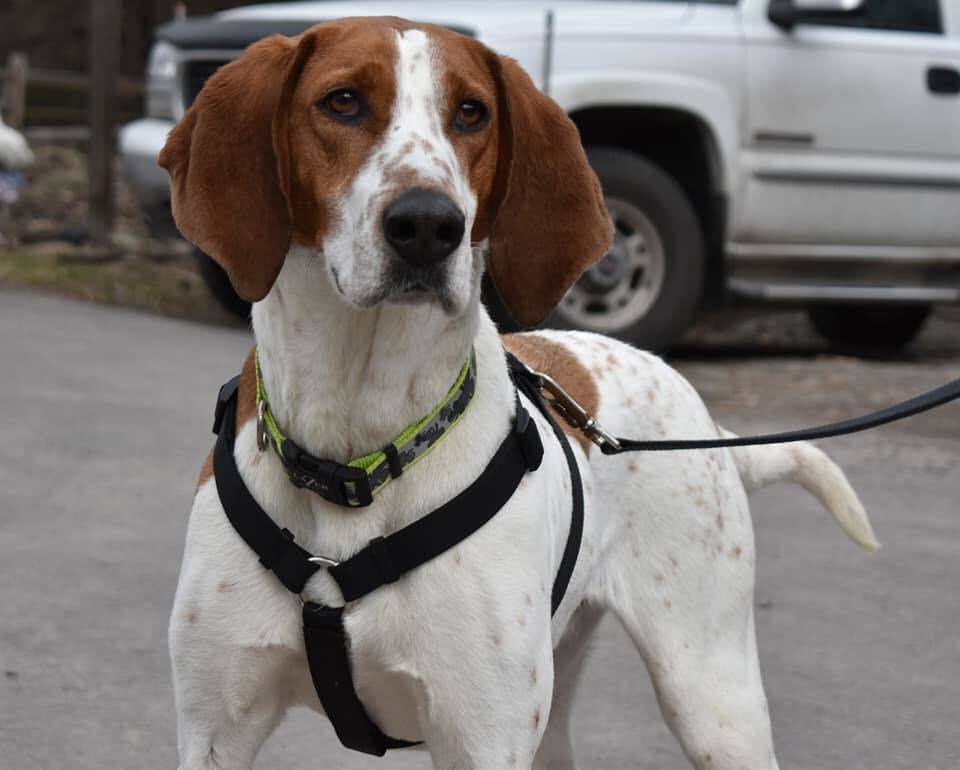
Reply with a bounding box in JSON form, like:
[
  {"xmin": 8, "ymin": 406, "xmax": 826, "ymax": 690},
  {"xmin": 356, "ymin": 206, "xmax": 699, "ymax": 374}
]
[{"xmin": 385, "ymin": 267, "xmax": 452, "ymax": 309}]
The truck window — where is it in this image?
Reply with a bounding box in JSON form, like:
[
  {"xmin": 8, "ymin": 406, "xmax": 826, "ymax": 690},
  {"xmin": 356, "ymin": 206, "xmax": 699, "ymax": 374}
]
[{"xmin": 804, "ymin": 0, "xmax": 943, "ymax": 34}]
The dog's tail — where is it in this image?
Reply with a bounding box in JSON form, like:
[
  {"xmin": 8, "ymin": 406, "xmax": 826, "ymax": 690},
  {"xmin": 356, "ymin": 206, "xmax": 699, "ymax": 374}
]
[{"xmin": 721, "ymin": 430, "xmax": 880, "ymax": 552}]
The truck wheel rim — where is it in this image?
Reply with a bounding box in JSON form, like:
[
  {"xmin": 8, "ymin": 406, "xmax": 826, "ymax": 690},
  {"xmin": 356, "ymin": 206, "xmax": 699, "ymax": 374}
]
[{"xmin": 556, "ymin": 197, "xmax": 666, "ymax": 333}]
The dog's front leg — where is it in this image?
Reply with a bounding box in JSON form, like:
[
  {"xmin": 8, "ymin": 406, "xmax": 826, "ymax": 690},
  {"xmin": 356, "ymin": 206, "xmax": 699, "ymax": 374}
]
[
  {"xmin": 172, "ymin": 653, "xmax": 286, "ymax": 770},
  {"xmin": 169, "ymin": 494, "xmax": 306, "ymax": 770},
  {"xmin": 411, "ymin": 616, "xmax": 556, "ymax": 770},
  {"xmin": 170, "ymin": 592, "xmax": 301, "ymax": 770}
]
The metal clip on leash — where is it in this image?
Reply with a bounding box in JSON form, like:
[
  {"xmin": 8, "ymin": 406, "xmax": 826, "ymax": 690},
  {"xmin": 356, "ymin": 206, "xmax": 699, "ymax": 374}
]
[{"xmin": 533, "ymin": 371, "xmax": 622, "ymax": 452}]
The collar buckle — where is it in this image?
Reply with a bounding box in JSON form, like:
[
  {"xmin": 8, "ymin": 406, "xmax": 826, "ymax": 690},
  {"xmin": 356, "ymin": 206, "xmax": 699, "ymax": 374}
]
[{"xmin": 280, "ymin": 439, "xmax": 375, "ymax": 508}]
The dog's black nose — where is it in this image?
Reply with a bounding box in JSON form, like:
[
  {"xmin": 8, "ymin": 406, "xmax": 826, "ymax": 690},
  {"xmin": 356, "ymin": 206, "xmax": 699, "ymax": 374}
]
[{"xmin": 382, "ymin": 189, "xmax": 465, "ymax": 266}]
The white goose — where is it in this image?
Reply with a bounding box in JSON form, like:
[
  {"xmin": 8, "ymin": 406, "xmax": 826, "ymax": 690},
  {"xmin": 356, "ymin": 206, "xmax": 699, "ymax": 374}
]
[{"xmin": 0, "ymin": 114, "xmax": 33, "ymax": 170}]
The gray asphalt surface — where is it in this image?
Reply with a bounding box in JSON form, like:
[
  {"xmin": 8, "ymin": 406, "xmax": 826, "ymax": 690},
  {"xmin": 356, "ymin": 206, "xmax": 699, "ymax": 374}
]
[{"xmin": 1, "ymin": 289, "xmax": 958, "ymax": 770}]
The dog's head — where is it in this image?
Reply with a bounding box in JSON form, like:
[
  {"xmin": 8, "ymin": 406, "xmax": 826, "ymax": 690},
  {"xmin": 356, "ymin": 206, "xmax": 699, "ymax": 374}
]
[{"xmin": 159, "ymin": 17, "xmax": 612, "ymax": 326}]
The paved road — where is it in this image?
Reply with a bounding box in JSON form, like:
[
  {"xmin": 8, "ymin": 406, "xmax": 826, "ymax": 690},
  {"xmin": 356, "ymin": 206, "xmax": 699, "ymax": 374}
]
[{"xmin": 1, "ymin": 289, "xmax": 958, "ymax": 770}]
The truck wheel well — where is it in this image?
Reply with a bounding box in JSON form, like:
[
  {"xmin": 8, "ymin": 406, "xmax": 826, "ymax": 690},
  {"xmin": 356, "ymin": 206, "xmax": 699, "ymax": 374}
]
[{"xmin": 570, "ymin": 106, "xmax": 726, "ymax": 301}]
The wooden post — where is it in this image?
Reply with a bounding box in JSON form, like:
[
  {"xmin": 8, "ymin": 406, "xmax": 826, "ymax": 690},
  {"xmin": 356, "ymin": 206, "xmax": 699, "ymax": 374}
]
[
  {"xmin": 89, "ymin": 0, "xmax": 121, "ymax": 245},
  {"xmin": 1, "ymin": 52, "xmax": 28, "ymax": 129}
]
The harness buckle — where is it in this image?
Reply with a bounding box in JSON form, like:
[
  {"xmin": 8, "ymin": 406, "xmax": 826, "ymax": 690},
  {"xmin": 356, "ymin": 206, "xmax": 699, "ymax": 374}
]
[
  {"xmin": 514, "ymin": 405, "xmax": 544, "ymax": 471},
  {"xmin": 535, "ymin": 371, "xmax": 622, "ymax": 452},
  {"xmin": 213, "ymin": 375, "xmax": 241, "ymax": 435}
]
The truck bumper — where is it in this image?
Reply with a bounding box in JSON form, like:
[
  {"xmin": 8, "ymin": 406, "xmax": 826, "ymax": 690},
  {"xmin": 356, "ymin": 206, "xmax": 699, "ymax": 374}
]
[{"xmin": 119, "ymin": 118, "xmax": 180, "ymax": 238}]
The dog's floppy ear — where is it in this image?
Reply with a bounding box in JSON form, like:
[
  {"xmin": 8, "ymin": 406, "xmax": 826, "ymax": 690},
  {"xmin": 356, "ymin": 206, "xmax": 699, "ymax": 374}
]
[
  {"xmin": 487, "ymin": 57, "xmax": 612, "ymax": 327},
  {"xmin": 158, "ymin": 34, "xmax": 304, "ymax": 302}
]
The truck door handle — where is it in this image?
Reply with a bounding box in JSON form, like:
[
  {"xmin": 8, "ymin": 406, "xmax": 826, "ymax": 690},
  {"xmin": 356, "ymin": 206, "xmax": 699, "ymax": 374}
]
[{"xmin": 928, "ymin": 66, "xmax": 960, "ymax": 95}]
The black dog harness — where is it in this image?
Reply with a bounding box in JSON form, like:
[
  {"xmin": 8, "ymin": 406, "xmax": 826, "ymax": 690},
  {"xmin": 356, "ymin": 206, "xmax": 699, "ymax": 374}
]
[
  {"xmin": 212, "ymin": 353, "xmax": 583, "ymax": 756},
  {"xmin": 212, "ymin": 341, "xmax": 960, "ymax": 758}
]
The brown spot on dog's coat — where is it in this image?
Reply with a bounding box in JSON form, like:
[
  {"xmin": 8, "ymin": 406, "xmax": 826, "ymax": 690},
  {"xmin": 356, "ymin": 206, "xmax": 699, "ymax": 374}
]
[
  {"xmin": 217, "ymin": 579, "xmax": 236, "ymax": 593},
  {"xmin": 195, "ymin": 448, "xmax": 214, "ymax": 491},
  {"xmin": 502, "ymin": 334, "xmax": 601, "ymax": 453},
  {"xmin": 532, "ymin": 708, "xmax": 541, "ymax": 729},
  {"xmin": 185, "ymin": 610, "xmax": 197, "ymax": 624},
  {"xmin": 530, "ymin": 666, "xmax": 538, "ymax": 686},
  {"xmin": 628, "ymin": 462, "xmax": 638, "ymax": 472},
  {"xmin": 731, "ymin": 546, "xmax": 742, "ymax": 560}
]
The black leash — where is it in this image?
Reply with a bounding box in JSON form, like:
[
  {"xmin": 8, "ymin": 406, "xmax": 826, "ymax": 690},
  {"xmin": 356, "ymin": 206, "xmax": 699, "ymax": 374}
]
[{"xmin": 585, "ymin": 376, "xmax": 960, "ymax": 455}]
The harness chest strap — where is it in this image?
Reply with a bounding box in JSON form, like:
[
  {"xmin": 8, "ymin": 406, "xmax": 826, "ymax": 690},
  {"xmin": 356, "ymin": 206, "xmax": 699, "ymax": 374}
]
[{"xmin": 211, "ymin": 356, "xmax": 584, "ymax": 757}]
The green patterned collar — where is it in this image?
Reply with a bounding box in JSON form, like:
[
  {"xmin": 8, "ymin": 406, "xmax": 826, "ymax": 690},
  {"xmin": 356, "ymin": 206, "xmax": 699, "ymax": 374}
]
[{"xmin": 254, "ymin": 349, "xmax": 477, "ymax": 507}]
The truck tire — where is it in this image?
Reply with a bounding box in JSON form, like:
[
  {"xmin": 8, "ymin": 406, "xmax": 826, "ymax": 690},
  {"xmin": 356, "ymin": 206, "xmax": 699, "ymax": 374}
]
[
  {"xmin": 808, "ymin": 305, "xmax": 931, "ymax": 352},
  {"xmin": 547, "ymin": 147, "xmax": 705, "ymax": 351},
  {"xmin": 193, "ymin": 247, "xmax": 251, "ymax": 319}
]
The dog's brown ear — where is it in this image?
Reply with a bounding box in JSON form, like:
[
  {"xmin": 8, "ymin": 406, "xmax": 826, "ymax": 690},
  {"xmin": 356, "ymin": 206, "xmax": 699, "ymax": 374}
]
[
  {"xmin": 487, "ymin": 57, "xmax": 612, "ymax": 327},
  {"xmin": 158, "ymin": 35, "xmax": 300, "ymax": 302}
]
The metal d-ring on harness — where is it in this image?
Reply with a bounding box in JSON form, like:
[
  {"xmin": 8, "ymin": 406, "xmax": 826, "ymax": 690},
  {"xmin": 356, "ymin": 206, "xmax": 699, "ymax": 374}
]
[{"xmin": 211, "ymin": 352, "xmax": 584, "ymax": 757}]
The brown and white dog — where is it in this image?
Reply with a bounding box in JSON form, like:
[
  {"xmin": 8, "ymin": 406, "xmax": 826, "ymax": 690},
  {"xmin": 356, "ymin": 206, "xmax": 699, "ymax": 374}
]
[{"xmin": 160, "ymin": 17, "xmax": 879, "ymax": 770}]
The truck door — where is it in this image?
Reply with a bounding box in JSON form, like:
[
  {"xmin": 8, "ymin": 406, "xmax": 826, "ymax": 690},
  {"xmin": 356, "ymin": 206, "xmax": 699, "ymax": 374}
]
[{"xmin": 735, "ymin": 0, "xmax": 960, "ymax": 252}]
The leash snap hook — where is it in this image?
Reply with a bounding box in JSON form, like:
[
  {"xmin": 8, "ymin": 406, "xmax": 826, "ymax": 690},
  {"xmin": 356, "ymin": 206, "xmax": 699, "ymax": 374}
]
[
  {"xmin": 534, "ymin": 371, "xmax": 621, "ymax": 452},
  {"xmin": 581, "ymin": 418, "xmax": 622, "ymax": 452}
]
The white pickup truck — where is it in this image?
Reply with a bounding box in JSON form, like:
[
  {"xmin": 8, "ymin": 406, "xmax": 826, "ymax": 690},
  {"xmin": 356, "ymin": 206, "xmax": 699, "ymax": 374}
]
[{"xmin": 120, "ymin": 0, "xmax": 960, "ymax": 350}]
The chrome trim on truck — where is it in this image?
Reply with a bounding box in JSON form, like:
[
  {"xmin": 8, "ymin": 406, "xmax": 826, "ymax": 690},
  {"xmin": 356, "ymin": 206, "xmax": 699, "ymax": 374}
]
[{"xmin": 728, "ymin": 279, "xmax": 960, "ymax": 304}]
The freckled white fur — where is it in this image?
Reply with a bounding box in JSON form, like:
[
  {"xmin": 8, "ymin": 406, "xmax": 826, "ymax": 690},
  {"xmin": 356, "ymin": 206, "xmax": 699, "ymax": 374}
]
[
  {"xmin": 170, "ymin": 31, "xmax": 877, "ymax": 770},
  {"xmin": 324, "ymin": 28, "xmax": 479, "ymax": 315}
]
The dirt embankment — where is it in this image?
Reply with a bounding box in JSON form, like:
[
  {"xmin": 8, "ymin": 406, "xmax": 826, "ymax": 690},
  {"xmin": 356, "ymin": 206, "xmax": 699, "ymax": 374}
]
[{"xmin": 0, "ymin": 142, "xmax": 237, "ymax": 324}]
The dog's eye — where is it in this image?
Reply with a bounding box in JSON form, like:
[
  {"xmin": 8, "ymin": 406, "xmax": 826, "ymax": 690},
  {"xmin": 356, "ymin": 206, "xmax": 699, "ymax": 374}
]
[
  {"xmin": 322, "ymin": 89, "xmax": 361, "ymax": 119},
  {"xmin": 454, "ymin": 100, "xmax": 488, "ymax": 132}
]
